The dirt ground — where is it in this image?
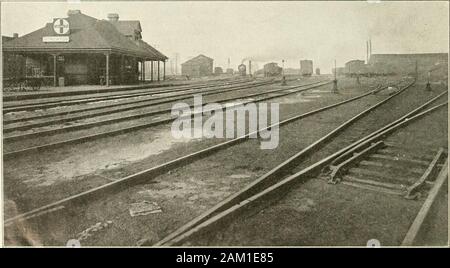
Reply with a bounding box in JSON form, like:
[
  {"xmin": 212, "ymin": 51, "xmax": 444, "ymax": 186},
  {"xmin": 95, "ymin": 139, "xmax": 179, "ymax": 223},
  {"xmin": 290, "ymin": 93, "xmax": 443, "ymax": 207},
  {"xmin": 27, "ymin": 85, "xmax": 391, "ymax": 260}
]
[
  {"xmin": 4, "ymin": 76, "xmax": 409, "ymax": 246},
  {"xmin": 188, "ymin": 102, "xmax": 447, "ymax": 246},
  {"xmin": 3, "ymin": 76, "xmax": 367, "ymax": 210}
]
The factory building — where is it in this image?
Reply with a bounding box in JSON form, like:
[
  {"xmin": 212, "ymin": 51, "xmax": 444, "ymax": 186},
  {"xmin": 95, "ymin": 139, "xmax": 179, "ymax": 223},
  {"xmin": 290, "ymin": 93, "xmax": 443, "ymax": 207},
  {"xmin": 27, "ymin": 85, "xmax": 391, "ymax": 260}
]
[
  {"xmin": 368, "ymin": 53, "xmax": 448, "ymax": 78},
  {"xmin": 344, "ymin": 60, "xmax": 366, "ymax": 77},
  {"xmin": 2, "ymin": 10, "xmax": 168, "ymax": 87},
  {"xmin": 181, "ymin": 54, "xmax": 213, "ymax": 78}
]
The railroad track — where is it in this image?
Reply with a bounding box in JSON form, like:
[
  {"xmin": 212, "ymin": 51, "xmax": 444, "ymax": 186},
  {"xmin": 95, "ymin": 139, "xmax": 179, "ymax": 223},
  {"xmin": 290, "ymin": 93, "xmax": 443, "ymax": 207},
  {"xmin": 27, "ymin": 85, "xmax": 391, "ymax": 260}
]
[
  {"xmin": 3, "ymin": 79, "xmax": 260, "ymax": 126},
  {"xmin": 3, "ymin": 78, "xmax": 253, "ymax": 114},
  {"xmin": 2, "ymin": 77, "xmax": 248, "ymax": 102},
  {"xmin": 2, "ymin": 79, "xmax": 276, "ymax": 131},
  {"xmin": 3, "ymin": 80, "xmax": 330, "ymax": 158},
  {"xmin": 156, "ymin": 93, "xmax": 447, "ymax": 246},
  {"xmin": 4, "ymin": 79, "xmax": 405, "ymax": 229}
]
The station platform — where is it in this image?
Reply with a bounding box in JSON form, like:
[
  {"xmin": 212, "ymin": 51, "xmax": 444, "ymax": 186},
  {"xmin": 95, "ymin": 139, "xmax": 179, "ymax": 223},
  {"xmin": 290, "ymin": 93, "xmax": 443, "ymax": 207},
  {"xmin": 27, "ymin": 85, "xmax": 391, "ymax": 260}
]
[
  {"xmin": 2, "ymin": 80, "xmax": 188, "ymax": 102},
  {"xmin": 2, "ymin": 76, "xmax": 243, "ymax": 101}
]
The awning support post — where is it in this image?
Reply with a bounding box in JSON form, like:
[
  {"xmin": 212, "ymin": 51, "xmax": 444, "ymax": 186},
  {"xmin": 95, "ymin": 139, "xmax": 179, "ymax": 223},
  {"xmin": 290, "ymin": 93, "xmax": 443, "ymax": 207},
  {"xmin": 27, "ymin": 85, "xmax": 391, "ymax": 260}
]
[
  {"xmin": 139, "ymin": 60, "xmax": 141, "ymax": 81},
  {"xmin": 53, "ymin": 54, "xmax": 57, "ymax": 87},
  {"xmin": 163, "ymin": 60, "xmax": 166, "ymax": 81},
  {"xmin": 157, "ymin": 61, "xmax": 160, "ymax": 81},
  {"xmin": 151, "ymin": 61, "xmax": 154, "ymax": 82},
  {"xmin": 143, "ymin": 60, "xmax": 146, "ymax": 82},
  {"xmin": 120, "ymin": 55, "xmax": 124, "ymax": 84},
  {"xmin": 105, "ymin": 53, "xmax": 110, "ymax": 87}
]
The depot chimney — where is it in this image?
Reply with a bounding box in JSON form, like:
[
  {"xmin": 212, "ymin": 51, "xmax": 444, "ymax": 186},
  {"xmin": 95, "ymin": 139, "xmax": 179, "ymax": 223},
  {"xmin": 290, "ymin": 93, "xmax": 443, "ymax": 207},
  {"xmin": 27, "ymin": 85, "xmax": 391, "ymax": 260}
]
[
  {"xmin": 67, "ymin": 10, "xmax": 81, "ymax": 16},
  {"xmin": 107, "ymin": 13, "xmax": 119, "ymax": 22}
]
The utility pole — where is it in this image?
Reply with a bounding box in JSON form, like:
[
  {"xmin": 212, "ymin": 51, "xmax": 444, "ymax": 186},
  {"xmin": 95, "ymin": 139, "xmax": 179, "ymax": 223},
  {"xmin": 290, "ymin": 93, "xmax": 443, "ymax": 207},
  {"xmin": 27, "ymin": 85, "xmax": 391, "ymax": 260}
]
[
  {"xmin": 281, "ymin": 59, "xmax": 287, "ymax": 85},
  {"xmin": 425, "ymin": 62, "xmax": 445, "ymax": 90},
  {"xmin": 426, "ymin": 71, "xmax": 432, "ymax": 91},
  {"xmin": 366, "ymin": 40, "xmax": 369, "ymax": 63},
  {"xmin": 332, "ymin": 59, "xmax": 338, "ymax": 93},
  {"xmin": 175, "ymin": 53, "xmax": 179, "ymax": 75},
  {"xmin": 415, "ymin": 60, "xmax": 418, "ymax": 81}
]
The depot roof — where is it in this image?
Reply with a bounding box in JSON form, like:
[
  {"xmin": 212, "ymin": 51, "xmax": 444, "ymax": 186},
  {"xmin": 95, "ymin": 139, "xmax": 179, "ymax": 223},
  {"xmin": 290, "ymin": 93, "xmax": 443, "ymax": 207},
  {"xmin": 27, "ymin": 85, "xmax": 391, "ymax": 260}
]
[{"xmin": 2, "ymin": 11, "xmax": 167, "ymax": 61}]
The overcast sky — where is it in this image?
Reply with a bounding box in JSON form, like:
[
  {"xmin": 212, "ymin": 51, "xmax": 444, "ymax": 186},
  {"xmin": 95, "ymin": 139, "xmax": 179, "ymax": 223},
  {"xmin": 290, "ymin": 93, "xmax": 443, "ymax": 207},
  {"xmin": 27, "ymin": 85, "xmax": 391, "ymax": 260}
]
[{"xmin": 1, "ymin": 1, "xmax": 448, "ymax": 73}]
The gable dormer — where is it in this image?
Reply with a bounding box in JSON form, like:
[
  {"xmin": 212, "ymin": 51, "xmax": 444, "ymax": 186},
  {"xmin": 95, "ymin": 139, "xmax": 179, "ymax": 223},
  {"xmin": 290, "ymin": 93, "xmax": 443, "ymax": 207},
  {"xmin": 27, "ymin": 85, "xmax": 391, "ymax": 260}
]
[{"xmin": 107, "ymin": 13, "xmax": 142, "ymax": 41}]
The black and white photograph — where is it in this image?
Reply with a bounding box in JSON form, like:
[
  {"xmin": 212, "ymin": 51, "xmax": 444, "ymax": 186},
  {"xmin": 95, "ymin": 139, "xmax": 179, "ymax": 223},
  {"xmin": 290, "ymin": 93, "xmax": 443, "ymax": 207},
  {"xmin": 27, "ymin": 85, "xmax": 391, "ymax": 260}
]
[{"xmin": 0, "ymin": 0, "xmax": 448, "ymax": 249}]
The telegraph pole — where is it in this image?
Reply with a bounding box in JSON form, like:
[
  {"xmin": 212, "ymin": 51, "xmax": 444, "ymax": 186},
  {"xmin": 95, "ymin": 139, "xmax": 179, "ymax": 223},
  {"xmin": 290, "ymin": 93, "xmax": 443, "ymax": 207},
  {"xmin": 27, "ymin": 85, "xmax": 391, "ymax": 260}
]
[
  {"xmin": 426, "ymin": 71, "xmax": 432, "ymax": 91},
  {"xmin": 281, "ymin": 59, "xmax": 287, "ymax": 85},
  {"xmin": 366, "ymin": 40, "xmax": 369, "ymax": 63},
  {"xmin": 415, "ymin": 60, "xmax": 418, "ymax": 81},
  {"xmin": 425, "ymin": 62, "xmax": 445, "ymax": 91},
  {"xmin": 332, "ymin": 59, "xmax": 338, "ymax": 93},
  {"xmin": 175, "ymin": 53, "xmax": 179, "ymax": 75}
]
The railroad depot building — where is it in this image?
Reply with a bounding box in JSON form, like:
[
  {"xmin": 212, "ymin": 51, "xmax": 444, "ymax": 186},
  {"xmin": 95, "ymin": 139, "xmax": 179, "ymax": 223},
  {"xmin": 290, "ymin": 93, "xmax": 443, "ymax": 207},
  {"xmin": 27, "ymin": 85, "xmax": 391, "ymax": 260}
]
[
  {"xmin": 181, "ymin": 54, "xmax": 214, "ymax": 78},
  {"xmin": 2, "ymin": 10, "xmax": 168, "ymax": 87}
]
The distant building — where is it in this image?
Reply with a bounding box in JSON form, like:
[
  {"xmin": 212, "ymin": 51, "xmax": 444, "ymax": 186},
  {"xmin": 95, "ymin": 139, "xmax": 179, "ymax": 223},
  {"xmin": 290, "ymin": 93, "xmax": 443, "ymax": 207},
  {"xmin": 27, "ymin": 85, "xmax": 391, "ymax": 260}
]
[
  {"xmin": 282, "ymin": 68, "xmax": 299, "ymax": 75},
  {"xmin": 345, "ymin": 60, "xmax": 366, "ymax": 77},
  {"xmin": 226, "ymin": 68, "xmax": 234, "ymax": 75},
  {"xmin": 368, "ymin": 53, "xmax": 448, "ymax": 78},
  {"xmin": 214, "ymin": 67, "xmax": 223, "ymax": 75},
  {"xmin": 263, "ymin": 62, "xmax": 282, "ymax": 77},
  {"xmin": 300, "ymin": 60, "xmax": 313, "ymax": 76},
  {"xmin": 181, "ymin": 54, "xmax": 213, "ymax": 77},
  {"xmin": 315, "ymin": 68, "xmax": 320, "ymax": 75},
  {"xmin": 332, "ymin": 67, "xmax": 345, "ymax": 76}
]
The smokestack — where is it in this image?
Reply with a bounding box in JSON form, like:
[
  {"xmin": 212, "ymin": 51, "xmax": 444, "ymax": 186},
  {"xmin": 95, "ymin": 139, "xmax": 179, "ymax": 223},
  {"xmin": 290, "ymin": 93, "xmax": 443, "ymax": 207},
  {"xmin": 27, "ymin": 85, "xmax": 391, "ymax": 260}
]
[
  {"xmin": 107, "ymin": 13, "xmax": 119, "ymax": 22},
  {"xmin": 369, "ymin": 39, "xmax": 372, "ymax": 59},
  {"xmin": 249, "ymin": 60, "xmax": 252, "ymax": 76},
  {"xmin": 67, "ymin": 10, "xmax": 81, "ymax": 16},
  {"xmin": 13, "ymin": 33, "xmax": 18, "ymax": 39}
]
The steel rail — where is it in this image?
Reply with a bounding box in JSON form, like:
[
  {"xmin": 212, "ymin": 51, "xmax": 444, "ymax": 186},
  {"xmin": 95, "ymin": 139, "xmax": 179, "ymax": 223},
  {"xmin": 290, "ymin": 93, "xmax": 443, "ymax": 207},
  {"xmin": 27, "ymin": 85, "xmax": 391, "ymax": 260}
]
[
  {"xmin": 3, "ymin": 81, "xmax": 329, "ymax": 144},
  {"xmin": 3, "ymin": 81, "xmax": 331, "ymax": 158},
  {"xmin": 3, "ymin": 80, "xmax": 278, "ymax": 133},
  {"xmin": 152, "ymin": 80, "xmax": 425, "ymax": 245},
  {"xmin": 3, "ymin": 79, "xmax": 244, "ymax": 111},
  {"xmin": 3, "ymin": 79, "xmax": 263, "ymax": 125},
  {"xmin": 2, "ymin": 77, "xmax": 246, "ymax": 102},
  {"xmin": 5, "ymin": 80, "xmax": 385, "ymax": 225},
  {"xmin": 3, "ymin": 78, "xmax": 254, "ymax": 114},
  {"xmin": 162, "ymin": 101, "xmax": 447, "ymax": 246},
  {"xmin": 401, "ymin": 157, "xmax": 448, "ymax": 246}
]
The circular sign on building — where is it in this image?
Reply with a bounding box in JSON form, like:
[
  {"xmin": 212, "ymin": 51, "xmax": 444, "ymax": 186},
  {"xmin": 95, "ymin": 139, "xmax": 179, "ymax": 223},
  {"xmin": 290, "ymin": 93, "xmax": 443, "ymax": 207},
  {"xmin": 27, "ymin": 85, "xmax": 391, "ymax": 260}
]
[{"xmin": 53, "ymin": 18, "xmax": 70, "ymax": 35}]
